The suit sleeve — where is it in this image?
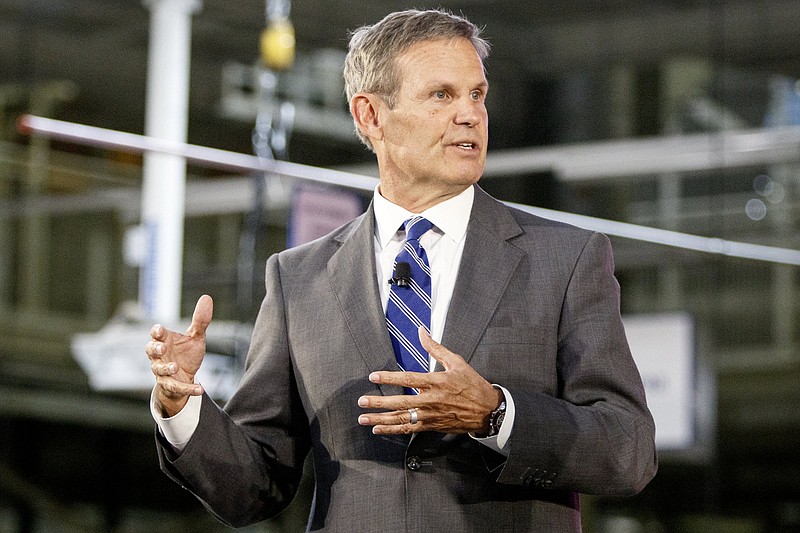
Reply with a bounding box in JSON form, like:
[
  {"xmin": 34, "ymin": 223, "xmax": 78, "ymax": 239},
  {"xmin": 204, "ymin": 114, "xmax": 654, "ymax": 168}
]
[
  {"xmin": 155, "ymin": 253, "xmax": 311, "ymax": 528},
  {"xmin": 494, "ymin": 232, "xmax": 657, "ymax": 496}
]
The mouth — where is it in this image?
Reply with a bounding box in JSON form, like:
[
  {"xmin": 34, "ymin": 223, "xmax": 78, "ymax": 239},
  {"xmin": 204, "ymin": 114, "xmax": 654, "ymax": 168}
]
[{"xmin": 453, "ymin": 141, "xmax": 478, "ymax": 151}]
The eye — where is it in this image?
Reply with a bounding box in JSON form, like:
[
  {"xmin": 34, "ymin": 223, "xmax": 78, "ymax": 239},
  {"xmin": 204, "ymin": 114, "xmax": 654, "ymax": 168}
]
[
  {"xmin": 433, "ymin": 90, "xmax": 448, "ymax": 100},
  {"xmin": 470, "ymin": 90, "xmax": 483, "ymax": 101}
]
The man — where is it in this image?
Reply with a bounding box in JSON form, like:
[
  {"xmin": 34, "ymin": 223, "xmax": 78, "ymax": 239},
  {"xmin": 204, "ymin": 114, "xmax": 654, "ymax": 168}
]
[{"xmin": 147, "ymin": 9, "xmax": 657, "ymax": 532}]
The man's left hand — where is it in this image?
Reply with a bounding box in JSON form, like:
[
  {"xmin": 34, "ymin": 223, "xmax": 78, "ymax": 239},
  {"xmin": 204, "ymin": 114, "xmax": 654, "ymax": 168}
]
[{"xmin": 357, "ymin": 328, "xmax": 503, "ymax": 435}]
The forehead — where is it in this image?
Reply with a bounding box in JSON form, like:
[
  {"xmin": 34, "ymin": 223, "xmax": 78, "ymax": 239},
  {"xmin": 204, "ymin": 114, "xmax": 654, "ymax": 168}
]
[{"xmin": 394, "ymin": 38, "xmax": 487, "ymax": 88}]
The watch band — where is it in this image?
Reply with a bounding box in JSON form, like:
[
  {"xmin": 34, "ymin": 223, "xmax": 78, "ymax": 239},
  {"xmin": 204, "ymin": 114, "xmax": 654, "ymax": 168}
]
[{"xmin": 487, "ymin": 400, "xmax": 507, "ymax": 437}]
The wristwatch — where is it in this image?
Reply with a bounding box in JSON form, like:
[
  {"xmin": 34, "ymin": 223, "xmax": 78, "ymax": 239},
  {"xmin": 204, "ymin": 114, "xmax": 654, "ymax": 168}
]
[{"xmin": 487, "ymin": 400, "xmax": 507, "ymax": 437}]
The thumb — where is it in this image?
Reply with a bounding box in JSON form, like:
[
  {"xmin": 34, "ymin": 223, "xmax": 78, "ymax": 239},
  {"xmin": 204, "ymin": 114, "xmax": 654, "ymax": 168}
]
[
  {"xmin": 187, "ymin": 294, "xmax": 214, "ymax": 337},
  {"xmin": 418, "ymin": 327, "xmax": 460, "ymax": 370}
]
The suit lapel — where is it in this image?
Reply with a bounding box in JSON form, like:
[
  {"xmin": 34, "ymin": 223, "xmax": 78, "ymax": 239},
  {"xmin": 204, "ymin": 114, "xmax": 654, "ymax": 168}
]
[
  {"xmin": 327, "ymin": 202, "xmax": 402, "ymax": 394},
  {"xmin": 412, "ymin": 187, "xmax": 524, "ymax": 448},
  {"xmin": 439, "ymin": 186, "xmax": 524, "ymax": 367}
]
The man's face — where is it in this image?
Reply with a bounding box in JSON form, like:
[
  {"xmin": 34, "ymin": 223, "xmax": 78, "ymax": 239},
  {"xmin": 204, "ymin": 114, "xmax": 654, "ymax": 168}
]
[{"xmin": 375, "ymin": 37, "xmax": 489, "ymax": 206}]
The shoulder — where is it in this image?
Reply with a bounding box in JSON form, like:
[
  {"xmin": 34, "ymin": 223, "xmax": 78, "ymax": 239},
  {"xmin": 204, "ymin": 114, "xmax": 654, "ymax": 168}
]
[
  {"xmin": 473, "ymin": 185, "xmax": 600, "ymax": 251},
  {"xmin": 273, "ymin": 211, "xmax": 369, "ymax": 268}
]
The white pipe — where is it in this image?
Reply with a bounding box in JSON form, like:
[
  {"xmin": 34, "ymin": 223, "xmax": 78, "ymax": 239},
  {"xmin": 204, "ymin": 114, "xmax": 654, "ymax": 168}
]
[
  {"xmin": 18, "ymin": 115, "xmax": 800, "ymax": 267},
  {"xmin": 140, "ymin": 0, "xmax": 201, "ymax": 321},
  {"xmin": 506, "ymin": 202, "xmax": 800, "ymax": 266},
  {"xmin": 17, "ymin": 115, "xmax": 380, "ymax": 191}
]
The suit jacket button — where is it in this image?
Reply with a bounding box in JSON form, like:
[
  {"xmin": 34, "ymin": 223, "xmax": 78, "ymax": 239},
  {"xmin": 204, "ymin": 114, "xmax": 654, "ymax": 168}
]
[{"xmin": 407, "ymin": 456, "xmax": 421, "ymax": 471}]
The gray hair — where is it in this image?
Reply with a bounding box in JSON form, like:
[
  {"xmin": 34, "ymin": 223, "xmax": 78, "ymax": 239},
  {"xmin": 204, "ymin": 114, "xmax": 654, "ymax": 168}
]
[{"xmin": 343, "ymin": 9, "xmax": 490, "ymax": 149}]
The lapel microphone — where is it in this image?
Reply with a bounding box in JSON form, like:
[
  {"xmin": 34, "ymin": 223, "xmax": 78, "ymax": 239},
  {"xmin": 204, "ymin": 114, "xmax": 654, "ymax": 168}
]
[{"xmin": 389, "ymin": 261, "xmax": 412, "ymax": 287}]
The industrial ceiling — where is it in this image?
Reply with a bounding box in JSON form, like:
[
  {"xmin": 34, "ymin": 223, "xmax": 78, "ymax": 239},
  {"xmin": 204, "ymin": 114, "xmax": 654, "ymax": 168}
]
[{"xmin": 3, "ymin": 0, "xmax": 800, "ymax": 161}]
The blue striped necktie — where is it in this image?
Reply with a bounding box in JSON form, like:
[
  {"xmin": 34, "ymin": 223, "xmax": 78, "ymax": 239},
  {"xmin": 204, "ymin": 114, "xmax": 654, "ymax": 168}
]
[{"xmin": 386, "ymin": 216, "xmax": 434, "ymax": 394}]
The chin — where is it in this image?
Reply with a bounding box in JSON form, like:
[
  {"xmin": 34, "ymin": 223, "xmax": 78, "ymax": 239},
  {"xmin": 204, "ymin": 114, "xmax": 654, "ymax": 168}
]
[
  {"xmin": 444, "ymin": 177, "xmax": 481, "ymax": 191},
  {"xmin": 451, "ymin": 168, "xmax": 484, "ymax": 185}
]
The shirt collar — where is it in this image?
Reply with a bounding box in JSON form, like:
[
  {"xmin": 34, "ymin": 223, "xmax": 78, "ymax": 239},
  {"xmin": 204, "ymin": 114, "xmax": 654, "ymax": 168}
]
[{"xmin": 373, "ymin": 185, "xmax": 474, "ymax": 248}]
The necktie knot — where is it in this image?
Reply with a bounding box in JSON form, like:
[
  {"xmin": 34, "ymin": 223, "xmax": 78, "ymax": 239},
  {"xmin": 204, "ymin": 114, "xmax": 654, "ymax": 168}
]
[{"xmin": 403, "ymin": 216, "xmax": 433, "ymax": 243}]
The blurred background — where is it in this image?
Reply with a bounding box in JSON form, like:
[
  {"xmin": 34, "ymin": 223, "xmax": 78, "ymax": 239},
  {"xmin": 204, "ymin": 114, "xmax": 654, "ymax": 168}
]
[{"xmin": 1, "ymin": 0, "xmax": 799, "ymax": 532}]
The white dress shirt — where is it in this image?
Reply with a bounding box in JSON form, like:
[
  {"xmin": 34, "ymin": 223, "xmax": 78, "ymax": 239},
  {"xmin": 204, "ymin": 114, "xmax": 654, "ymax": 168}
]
[
  {"xmin": 153, "ymin": 185, "xmax": 513, "ymax": 453},
  {"xmin": 373, "ymin": 185, "xmax": 471, "ymax": 345}
]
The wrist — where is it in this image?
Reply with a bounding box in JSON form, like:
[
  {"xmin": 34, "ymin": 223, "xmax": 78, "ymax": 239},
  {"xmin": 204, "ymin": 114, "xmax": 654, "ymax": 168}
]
[
  {"xmin": 156, "ymin": 390, "xmax": 190, "ymax": 418},
  {"xmin": 479, "ymin": 386, "xmax": 505, "ymax": 437},
  {"xmin": 486, "ymin": 389, "xmax": 506, "ymax": 437}
]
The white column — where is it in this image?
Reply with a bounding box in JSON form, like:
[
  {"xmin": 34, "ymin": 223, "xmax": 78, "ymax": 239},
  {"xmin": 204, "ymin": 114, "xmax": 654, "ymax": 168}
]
[{"xmin": 140, "ymin": 0, "xmax": 201, "ymax": 321}]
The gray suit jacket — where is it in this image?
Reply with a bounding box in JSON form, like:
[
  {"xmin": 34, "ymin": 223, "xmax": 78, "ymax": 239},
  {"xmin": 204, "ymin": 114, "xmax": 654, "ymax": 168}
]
[{"xmin": 157, "ymin": 185, "xmax": 657, "ymax": 532}]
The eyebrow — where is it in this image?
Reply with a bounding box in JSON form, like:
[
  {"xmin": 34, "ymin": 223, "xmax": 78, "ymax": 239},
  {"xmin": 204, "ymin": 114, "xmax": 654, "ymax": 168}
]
[{"xmin": 428, "ymin": 80, "xmax": 489, "ymax": 93}]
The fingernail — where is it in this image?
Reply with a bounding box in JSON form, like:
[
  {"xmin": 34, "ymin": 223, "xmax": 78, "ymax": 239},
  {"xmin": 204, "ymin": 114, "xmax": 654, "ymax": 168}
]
[
  {"xmin": 168, "ymin": 363, "xmax": 176, "ymax": 373},
  {"xmin": 157, "ymin": 344, "xmax": 164, "ymax": 355},
  {"xmin": 358, "ymin": 415, "xmax": 369, "ymax": 425},
  {"xmin": 357, "ymin": 396, "xmax": 368, "ymax": 407},
  {"xmin": 193, "ymin": 386, "xmax": 202, "ymax": 395},
  {"xmin": 369, "ymin": 372, "xmax": 380, "ymax": 383}
]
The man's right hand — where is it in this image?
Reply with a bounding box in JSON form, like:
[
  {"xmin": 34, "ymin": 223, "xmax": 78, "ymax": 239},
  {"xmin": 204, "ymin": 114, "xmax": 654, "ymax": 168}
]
[{"xmin": 146, "ymin": 295, "xmax": 214, "ymax": 417}]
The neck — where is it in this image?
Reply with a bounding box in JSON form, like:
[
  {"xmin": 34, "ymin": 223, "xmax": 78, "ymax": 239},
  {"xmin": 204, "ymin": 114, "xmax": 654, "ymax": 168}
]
[{"xmin": 378, "ymin": 183, "xmax": 471, "ymax": 213}]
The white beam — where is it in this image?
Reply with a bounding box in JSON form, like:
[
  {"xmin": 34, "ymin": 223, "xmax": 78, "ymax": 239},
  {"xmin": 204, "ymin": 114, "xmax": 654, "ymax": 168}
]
[
  {"xmin": 17, "ymin": 116, "xmax": 800, "ymax": 267},
  {"xmin": 482, "ymin": 126, "xmax": 800, "ymax": 181}
]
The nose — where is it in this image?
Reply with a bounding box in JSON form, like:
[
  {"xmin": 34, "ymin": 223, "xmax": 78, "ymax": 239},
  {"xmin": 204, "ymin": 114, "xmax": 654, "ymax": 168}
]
[{"xmin": 454, "ymin": 97, "xmax": 484, "ymax": 128}]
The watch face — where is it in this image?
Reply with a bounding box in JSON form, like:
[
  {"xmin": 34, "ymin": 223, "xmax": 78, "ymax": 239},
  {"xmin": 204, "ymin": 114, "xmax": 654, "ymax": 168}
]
[
  {"xmin": 489, "ymin": 404, "xmax": 506, "ymax": 436},
  {"xmin": 494, "ymin": 411, "xmax": 505, "ymax": 430}
]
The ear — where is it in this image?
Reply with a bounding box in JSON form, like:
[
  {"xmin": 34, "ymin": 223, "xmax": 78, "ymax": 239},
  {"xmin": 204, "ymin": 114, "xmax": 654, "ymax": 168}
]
[{"xmin": 350, "ymin": 93, "xmax": 384, "ymax": 144}]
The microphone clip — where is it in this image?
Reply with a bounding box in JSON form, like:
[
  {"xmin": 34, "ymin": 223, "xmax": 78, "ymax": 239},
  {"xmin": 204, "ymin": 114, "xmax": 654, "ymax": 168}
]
[{"xmin": 389, "ymin": 261, "xmax": 412, "ymax": 288}]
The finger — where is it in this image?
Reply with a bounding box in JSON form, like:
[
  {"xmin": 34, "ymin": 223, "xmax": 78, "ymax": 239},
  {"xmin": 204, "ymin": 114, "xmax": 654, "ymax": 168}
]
[
  {"xmin": 371, "ymin": 423, "xmax": 418, "ymax": 435},
  {"xmin": 157, "ymin": 376, "xmax": 204, "ymax": 397},
  {"xmin": 357, "ymin": 393, "xmax": 414, "ymax": 411},
  {"xmin": 368, "ymin": 370, "xmax": 432, "ymax": 390},
  {"xmin": 186, "ymin": 294, "xmax": 214, "ymax": 337},
  {"xmin": 145, "ymin": 340, "xmax": 165, "ymax": 359},
  {"xmin": 357, "ymin": 409, "xmax": 408, "ymax": 425},
  {"xmin": 418, "ymin": 327, "xmax": 464, "ymax": 370},
  {"xmin": 150, "ymin": 323, "xmax": 166, "ymax": 341},
  {"xmin": 358, "ymin": 410, "xmax": 419, "ymax": 432},
  {"xmin": 150, "ymin": 361, "xmax": 178, "ymax": 377}
]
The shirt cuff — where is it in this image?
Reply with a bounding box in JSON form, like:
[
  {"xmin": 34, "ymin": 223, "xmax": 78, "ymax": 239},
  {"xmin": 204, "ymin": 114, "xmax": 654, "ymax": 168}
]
[
  {"xmin": 471, "ymin": 384, "xmax": 515, "ymax": 456},
  {"xmin": 150, "ymin": 388, "xmax": 202, "ymax": 453}
]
